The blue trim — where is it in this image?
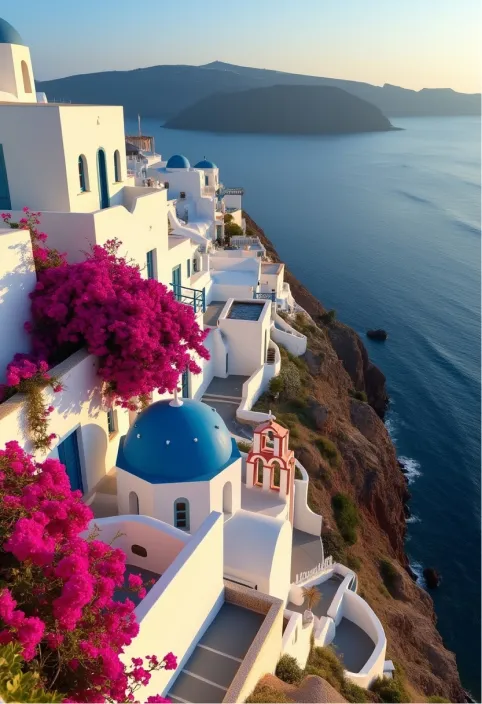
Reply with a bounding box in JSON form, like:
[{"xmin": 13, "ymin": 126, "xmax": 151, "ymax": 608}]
[
  {"xmin": 78, "ymin": 155, "xmax": 86, "ymax": 192},
  {"xmin": 58, "ymin": 429, "xmax": 84, "ymax": 493},
  {"xmin": 97, "ymin": 148, "xmax": 110, "ymax": 209},
  {"xmin": 174, "ymin": 497, "xmax": 190, "ymax": 530},
  {"xmin": 0, "ymin": 145, "xmax": 11, "ymax": 210},
  {"xmin": 114, "ymin": 149, "xmax": 121, "ymax": 182},
  {"xmin": 146, "ymin": 249, "xmax": 155, "ymax": 279}
]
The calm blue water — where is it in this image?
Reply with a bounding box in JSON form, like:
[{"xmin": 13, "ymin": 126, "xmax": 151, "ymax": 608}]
[{"xmin": 126, "ymin": 116, "xmax": 481, "ymax": 696}]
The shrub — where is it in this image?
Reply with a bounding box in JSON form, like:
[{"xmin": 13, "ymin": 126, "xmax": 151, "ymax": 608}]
[
  {"xmin": 320, "ymin": 309, "xmax": 336, "ymax": 325},
  {"xmin": 275, "ymin": 654, "xmax": 303, "ymax": 684},
  {"xmin": 269, "ymin": 375, "xmax": 284, "ymax": 397},
  {"xmin": 0, "ymin": 441, "xmax": 175, "ymax": 701},
  {"xmin": 321, "ymin": 531, "xmax": 346, "ymax": 563},
  {"xmin": 223, "ymin": 213, "xmax": 233, "ymax": 223},
  {"xmin": 346, "ymin": 553, "xmax": 362, "ymax": 571},
  {"xmin": 225, "ymin": 222, "xmax": 244, "ymax": 240},
  {"xmin": 350, "ymin": 389, "xmax": 368, "ymax": 402},
  {"xmin": 237, "ymin": 440, "xmax": 252, "ymax": 453},
  {"xmin": 379, "ymin": 559, "xmax": 399, "ymax": 591},
  {"xmin": 306, "ymin": 646, "xmax": 344, "ymax": 689},
  {"xmin": 370, "ymin": 675, "xmax": 410, "ymax": 703},
  {"xmin": 28, "ymin": 239, "xmax": 209, "ymax": 410},
  {"xmin": 316, "ymin": 436, "xmax": 341, "ymax": 468},
  {"xmin": 246, "ymin": 684, "xmax": 293, "ymax": 703},
  {"xmin": 341, "ymin": 680, "xmax": 372, "ymax": 703},
  {"xmin": 0, "ymin": 642, "xmax": 57, "ymax": 702},
  {"xmin": 427, "ymin": 698, "xmax": 450, "ymax": 703},
  {"xmin": 295, "ymin": 466, "xmax": 303, "ymax": 480},
  {"xmin": 332, "ymin": 493, "xmax": 359, "ymax": 545},
  {"xmin": 279, "ymin": 363, "xmax": 302, "ymax": 400}
]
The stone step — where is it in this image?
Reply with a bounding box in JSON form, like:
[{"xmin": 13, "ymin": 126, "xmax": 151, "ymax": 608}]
[{"xmin": 202, "ymin": 393, "xmax": 242, "ymax": 403}]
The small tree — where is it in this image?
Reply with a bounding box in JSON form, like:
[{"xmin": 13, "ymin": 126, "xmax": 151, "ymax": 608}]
[
  {"xmin": 223, "ymin": 213, "xmax": 233, "ymax": 224},
  {"xmin": 302, "ymin": 585, "xmax": 321, "ymax": 617},
  {"xmin": 224, "ymin": 222, "xmax": 244, "ymax": 243}
]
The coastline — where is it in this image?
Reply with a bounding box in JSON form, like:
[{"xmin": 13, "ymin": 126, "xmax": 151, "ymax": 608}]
[{"xmin": 243, "ymin": 210, "xmax": 467, "ymax": 702}]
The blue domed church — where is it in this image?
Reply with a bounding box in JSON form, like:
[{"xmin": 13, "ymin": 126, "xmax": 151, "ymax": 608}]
[{"xmin": 116, "ymin": 396, "xmax": 242, "ymax": 534}]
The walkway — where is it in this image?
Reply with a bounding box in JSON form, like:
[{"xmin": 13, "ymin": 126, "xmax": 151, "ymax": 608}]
[
  {"xmin": 168, "ymin": 602, "xmax": 264, "ymax": 703},
  {"xmin": 331, "ymin": 617, "xmax": 375, "ymax": 673},
  {"xmin": 202, "ymin": 375, "xmax": 252, "ymax": 439},
  {"xmin": 287, "ymin": 575, "xmax": 343, "ymax": 618},
  {"xmin": 203, "ymin": 301, "xmax": 225, "ymax": 327},
  {"xmin": 291, "ymin": 529, "xmax": 323, "ymax": 583}
]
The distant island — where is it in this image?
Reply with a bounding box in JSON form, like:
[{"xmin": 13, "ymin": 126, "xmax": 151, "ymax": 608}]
[
  {"xmin": 163, "ymin": 85, "xmax": 397, "ymax": 135},
  {"xmin": 36, "ymin": 61, "xmax": 481, "ymax": 120}
]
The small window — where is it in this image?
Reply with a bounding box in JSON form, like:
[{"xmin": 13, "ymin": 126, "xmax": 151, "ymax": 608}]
[
  {"xmin": 186, "ymin": 259, "xmax": 191, "ymax": 278},
  {"xmin": 174, "ymin": 498, "xmax": 190, "ymax": 531},
  {"xmin": 146, "ymin": 249, "xmax": 156, "ymax": 279},
  {"xmin": 164, "ymin": 181, "xmax": 169, "ymax": 189},
  {"xmin": 271, "ymin": 461, "xmax": 281, "ymax": 490},
  {"xmin": 180, "ymin": 191, "xmax": 186, "ymax": 199},
  {"xmin": 21, "ymin": 61, "xmax": 32, "ymax": 93},
  {"xmin": 114, "ymin": 149, "xmax": 121, "ymax": 182},
  {"xmin": 205, "ymin": 175, "xmax": 209, "ymax": 186},
  {"xmin": 131, "ymin": 544, "xmax": 147, "ymax": 557},
  {"xmin": 107, "ymin": 409, "xmax": 116, "ymax": 436},
  {"xmin": 78, "ymin": 155, "xmax": 88, "ymax": 192}
]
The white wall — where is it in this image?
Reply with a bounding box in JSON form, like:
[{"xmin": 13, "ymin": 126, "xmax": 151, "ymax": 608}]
[
  {"xmin": 219, "ymin": 299, "xmax": 271, "ymax": 376},
  {"xmin": 0, "ymin": 350, "xmax": 129, "ymax": 492},
  {"xmin": 122, "ymin": 512, "xmax": 225, "ymax": 699},
  {"xmin": 117, "ymin": 460, "xmax": 241, "ymax": 535},
  {"xmin": 0, "ymin": 227, "xmax": 37, "ymax": 383},
  {"xmin": 281, "ymin": 611, "xmax": 313, "ymax": 668},
  {"xmin": 0, "ymin": 44, "xmax": 36, "ymax": 102},
  {"xmin": 86, "ymin": 514, "xmax": 190, "ymax": 575},
  {"xmin": 293, "ymin": 473, "xmax": 322, "ymax": 536},
  {"xmin": 271, "ymin": 313, "xmax": 307, "ymax": 356}
]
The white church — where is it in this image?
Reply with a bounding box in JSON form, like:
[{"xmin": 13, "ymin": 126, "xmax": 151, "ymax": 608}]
[{"xmin": 0, "ymin": 18, "xmax": 391, "ymax": 702}]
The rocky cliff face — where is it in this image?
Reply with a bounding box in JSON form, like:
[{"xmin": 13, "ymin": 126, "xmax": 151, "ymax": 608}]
[{"xmin": 244, "ymin": 213, "xmax": 465, "ymax": 702}]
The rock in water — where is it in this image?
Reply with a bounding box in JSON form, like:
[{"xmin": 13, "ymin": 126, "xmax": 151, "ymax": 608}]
[
  {"xmin": 423, "ymin": 567, "xmax": 441, "ymax": 589},
  {"xmin": 367, "ymin": 329, "xmax": 388, "ymax": 341}
]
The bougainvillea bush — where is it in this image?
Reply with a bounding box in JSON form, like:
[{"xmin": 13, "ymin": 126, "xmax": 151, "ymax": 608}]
[
  {"xmin": 1, "ymin": 208, "xmax": 67, "ymax": 271},
  {"xmin": 28, "ymin": 238, "xmax": 209, "ymax": 410},
  {"xmin": 0, "ymin": 441, "xmax": 176, "ymax": 702}
]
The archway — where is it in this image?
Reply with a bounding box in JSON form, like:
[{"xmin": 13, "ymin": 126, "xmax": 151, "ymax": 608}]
[
  {"xmin": 223, "ymin": 481, "xmax": 233, "ymax": 514},
  {"xmin": 128, "ymin": 491, "xmax": 139, "ymax": 514},
  {"xmin": 21, "ymin": 61, "xmax": 32, "ymax": 93},
  {"xmin": 271, "ymin": 461, "xmax": 281, "ymax": 490},
  {"xmin": 254, "ymin": 458, "xmax": 264, "ymax": 486}
]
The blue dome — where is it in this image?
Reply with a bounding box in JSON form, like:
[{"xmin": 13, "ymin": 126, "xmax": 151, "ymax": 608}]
[
  {"xmin": 166, "ymin": 154, "xmax": 190, "ymax": 169},
  {"xmin": 117, "ymin": 398, "xmax": 240, "ymax": 484},
  {"xmin": 0, "ymin": 19, "xmax": 24, "ymax": 45},
  {"xmin": 194, "ymin": 159, "xmax": 217, "ymax": 169}
]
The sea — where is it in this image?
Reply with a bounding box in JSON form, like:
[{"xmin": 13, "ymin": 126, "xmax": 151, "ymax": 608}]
[{"xmin": 125, "ymin": 115, "xmax": 481, "ymax": 697}]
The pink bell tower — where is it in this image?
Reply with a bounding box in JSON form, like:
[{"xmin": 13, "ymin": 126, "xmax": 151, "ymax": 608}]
[{"xmin": 246, "ymin": 419, "xmax": 296, "ymax": 524}]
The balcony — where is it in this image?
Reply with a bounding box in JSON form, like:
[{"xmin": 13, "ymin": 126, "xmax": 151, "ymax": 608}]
[{"xmin": 170, "ymin": 283, "xmax": 206, "ymax": 313}]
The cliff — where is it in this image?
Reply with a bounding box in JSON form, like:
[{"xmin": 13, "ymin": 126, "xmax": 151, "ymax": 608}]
[
  {"xmin": 244, "ymin": 212, "xmax": 465, "ymax": 702},
  {"xmin": 163, "ymin": 85, "xmax": 395, "ymax": 135}
]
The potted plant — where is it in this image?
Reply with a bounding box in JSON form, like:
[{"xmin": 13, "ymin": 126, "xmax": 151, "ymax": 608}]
[{"xmin": 302, "ymin": 585, "xmax": 321, "ymax": 623}]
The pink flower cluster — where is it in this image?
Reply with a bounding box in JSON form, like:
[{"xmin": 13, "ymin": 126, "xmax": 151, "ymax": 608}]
[
  {"xmin": 2, "ymin": 208, "xmax": 66, "ymax": 271},
  {"xmin": 28, "ymin": 238, "xmax": 209, "ymax": 408},
  {"xmin": 0, "ymin": 441, "xmax": 176, "ymax": 701},
  {"xmin": 0, "ymin": 353, "xmax": 62, "ymax": 402}
]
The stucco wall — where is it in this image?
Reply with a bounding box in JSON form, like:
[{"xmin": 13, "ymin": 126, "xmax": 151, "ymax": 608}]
[
  {"xmin": 86, "ymin": 514, "xmax": 190, "ymax": 575},
  {"xmin": 0, "ymin": 350, "xmax": 129, "ymax": 492},
  {"xmin": 281, "ymin": 610, "xmax": 313, "ymax": 668},
  {"xmin": 219, "ymin": 300, "xmax": 271, "ymax": 376},
  {"xmin": 293, "ymin": 477, "xmax": 323, "ymax": 536},
  {"xmin": 122, "ymin": 512, "xmax": 225, "ymax": 699},
  {"xmin": 0, "ymin": 44, "xmax": 36, "ymax": 102},
  {"xmin": 0, "ymin": 227, "xmax": 37, "ymax": 383}
]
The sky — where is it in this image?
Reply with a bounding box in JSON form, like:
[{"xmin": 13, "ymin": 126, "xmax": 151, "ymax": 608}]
[{"xmin": 6, "ymin": 0, "xmax": 481, "ymax": 92}]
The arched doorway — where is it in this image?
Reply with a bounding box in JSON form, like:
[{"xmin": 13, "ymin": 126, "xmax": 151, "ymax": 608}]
[
  {"xmin": 128, "ymin": 491, "xmax": 139, "ymax": 514},
  {"xmin": 223, "ymin": 481, "xmax": 233, "ymax": 514},
  {"xmin": 97, "ymin": 148, "xmax": 110, "ymax": 209}
]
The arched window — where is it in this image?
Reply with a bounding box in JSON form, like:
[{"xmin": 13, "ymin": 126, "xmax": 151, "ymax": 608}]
[
  {"xmin": 78, "ymin": 155, "xmax": 88, "ymax": 192},
  {"xmin": 223, "ymin": 482, "xmax": 233, "ymax": 514},
  {"xmin": 21, "ymin": 61, "xmax": 32, "ymax": 93},
  {"xmin": 114, "ymin": 149, "xmax": 121, "ymax": 182},
  {"xmin": 271, "ymin": 461, "xmax": 281, "ymax": 490},
  {"xmin": 128, "ymin": 491, "xmax": 139, "ymax": 515},
  {"xmin": 254, "ymin": 458, "xmax": 264, "ymax": 487},
  {"xmin": 174, "ymin": 498, "xmax": 190, "ymax": 531}
]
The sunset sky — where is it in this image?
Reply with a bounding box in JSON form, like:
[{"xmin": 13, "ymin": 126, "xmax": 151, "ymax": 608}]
[{"xmin": 7, "ymin": 0, "xmax": 481, "ymax": 92}]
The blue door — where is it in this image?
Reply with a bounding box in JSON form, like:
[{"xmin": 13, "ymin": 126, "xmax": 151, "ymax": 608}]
[
  {"xmin": 172, "ymin": 265, "xmax": 181, "ymax": 301},
  {"xmin": 181, "ymin": 370, "xmax": 189, "ymax": 398},
  {"xmin": 57, "ymin": 430, "xmax": 83, "ymax": 493},
  {"xmin": 97, "ymin": 148, "xmax": 110, "ymax": 209},
  {"xmin": 0, "ymin": 145, "xmax": 11, "ymax": 210}
]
